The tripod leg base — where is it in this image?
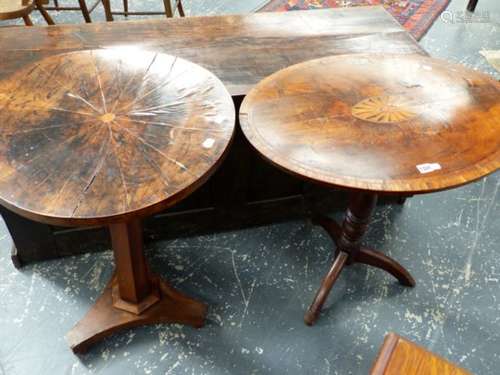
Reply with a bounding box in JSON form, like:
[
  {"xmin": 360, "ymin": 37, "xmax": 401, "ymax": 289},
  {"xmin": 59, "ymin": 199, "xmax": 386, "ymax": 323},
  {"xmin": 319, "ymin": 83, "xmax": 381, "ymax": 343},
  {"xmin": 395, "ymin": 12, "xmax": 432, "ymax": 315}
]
[
  {"xmin": 355, "ymin": 247, "xmax": 415, "ymax": 287},
  {"xmin": 66, "ymin": 275, "xmax": 207, "ymax": 354},
  {"xmin": 307, "ymin": 193, "xmax": 415, "ymax": 325}
]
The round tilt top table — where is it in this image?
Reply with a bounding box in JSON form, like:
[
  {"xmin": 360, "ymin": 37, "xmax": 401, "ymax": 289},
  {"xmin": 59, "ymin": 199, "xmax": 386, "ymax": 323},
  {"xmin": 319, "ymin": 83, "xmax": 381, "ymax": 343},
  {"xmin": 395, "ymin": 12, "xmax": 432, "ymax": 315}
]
[
  {"xmin": 240, "ymin": 54, "xmax": 500, "ymax": 325},
  {"xmin": 0, "ymin": 48, "xmax": 235, "ymax": 352}
]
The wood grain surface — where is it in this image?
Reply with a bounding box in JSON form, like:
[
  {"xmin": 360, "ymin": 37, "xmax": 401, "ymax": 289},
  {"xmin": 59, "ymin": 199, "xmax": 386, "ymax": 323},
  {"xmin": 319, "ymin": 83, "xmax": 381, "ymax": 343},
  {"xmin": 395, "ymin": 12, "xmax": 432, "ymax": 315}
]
[
  {"xmin": 371, "ymin": 333, "xmax": 471, "ymax": 375},
  {"xmin": 0, "ymin": 48, "xmax": 235, "ymax": 226},
  {"xmin": 0, "ymin": 7, "xmax": 426, "ymax": 97},
  {"xmin": 0, "ymin": 7, "xmax": 426, "ymax": 265},
  {"xmin": 240, "ymin": 54, "xmax": 500, "ymax": 193},
  {"xmin": 66, "ymin": 273, "xmax": 207, "ymax": 353}
]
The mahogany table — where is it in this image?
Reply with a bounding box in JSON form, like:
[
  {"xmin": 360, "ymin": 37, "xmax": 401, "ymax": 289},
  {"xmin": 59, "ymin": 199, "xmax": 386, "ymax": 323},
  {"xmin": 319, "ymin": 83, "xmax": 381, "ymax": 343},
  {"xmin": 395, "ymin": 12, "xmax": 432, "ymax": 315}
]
[
  {"xmin": 240, "ymin": 54, "xmax": 500, "ymax": 325},
  {"xmin": 0, "ymin": 48, "xmax": 235, "ymax": 352}
]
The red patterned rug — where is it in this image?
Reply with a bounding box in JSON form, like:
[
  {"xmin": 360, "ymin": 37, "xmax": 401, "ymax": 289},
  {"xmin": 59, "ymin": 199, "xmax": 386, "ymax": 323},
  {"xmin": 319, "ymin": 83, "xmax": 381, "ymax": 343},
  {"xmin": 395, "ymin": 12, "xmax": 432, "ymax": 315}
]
[{"xmin": 258, "ymin": 0, "xmax": 450, "ymax": 40}]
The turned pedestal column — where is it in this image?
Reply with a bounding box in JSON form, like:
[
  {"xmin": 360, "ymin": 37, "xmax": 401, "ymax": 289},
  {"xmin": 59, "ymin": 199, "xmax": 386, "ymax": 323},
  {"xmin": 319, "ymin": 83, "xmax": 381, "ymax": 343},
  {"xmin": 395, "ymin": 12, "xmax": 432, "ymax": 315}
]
[{"xmin": 304, "ymin": 193, "xmax": 415, "ymax": 325}]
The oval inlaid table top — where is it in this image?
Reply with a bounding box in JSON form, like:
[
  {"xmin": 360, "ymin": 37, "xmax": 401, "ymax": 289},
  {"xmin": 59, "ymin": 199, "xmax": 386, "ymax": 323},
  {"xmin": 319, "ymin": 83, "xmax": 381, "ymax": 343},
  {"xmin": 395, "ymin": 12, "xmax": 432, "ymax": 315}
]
[
  {"xmin": 0, "ymin": 49, "xmax": 235, "ymax": 226},
  {"xmin": 240, "ymin": 54, "xmax": 500, "ymax": 194}
]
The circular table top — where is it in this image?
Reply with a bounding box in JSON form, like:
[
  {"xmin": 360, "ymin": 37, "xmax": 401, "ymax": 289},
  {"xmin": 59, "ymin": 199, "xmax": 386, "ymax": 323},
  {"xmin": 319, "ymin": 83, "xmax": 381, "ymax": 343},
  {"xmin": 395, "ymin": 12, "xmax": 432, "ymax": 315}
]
[
  {"xmin": 0, "ymin": 48, "xmax": 235, "ymax": 226},
  {"xmin": 240, "ymin": 54, "xmax": 500, "ymax": 194}
]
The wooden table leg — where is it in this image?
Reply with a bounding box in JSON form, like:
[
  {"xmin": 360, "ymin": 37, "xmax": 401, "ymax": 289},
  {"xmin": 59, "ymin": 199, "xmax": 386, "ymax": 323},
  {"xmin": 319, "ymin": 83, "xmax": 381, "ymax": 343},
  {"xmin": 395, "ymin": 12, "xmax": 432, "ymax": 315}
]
[
  {"xmin": 305, "ymin": 192, "xmax": 415, "ymax": 325},
  {"xmin": 355, "ymin": 247, "xmax": 415, "ymax": 287},
  {"xmin": 66, "ymin": 219, "xmax": 207, "ymax": 353},
  {"xmin": 304, "ymin": 251, "xmax": 348, "ymax": 325}
]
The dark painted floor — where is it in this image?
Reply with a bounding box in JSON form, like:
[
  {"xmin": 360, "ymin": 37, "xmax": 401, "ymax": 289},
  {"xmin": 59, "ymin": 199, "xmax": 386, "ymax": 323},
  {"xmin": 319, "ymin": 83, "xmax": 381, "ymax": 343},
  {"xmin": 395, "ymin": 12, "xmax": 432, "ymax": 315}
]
[{"xmin": 1, "ymin": 0, "xmax": 499, "ymax": 374}]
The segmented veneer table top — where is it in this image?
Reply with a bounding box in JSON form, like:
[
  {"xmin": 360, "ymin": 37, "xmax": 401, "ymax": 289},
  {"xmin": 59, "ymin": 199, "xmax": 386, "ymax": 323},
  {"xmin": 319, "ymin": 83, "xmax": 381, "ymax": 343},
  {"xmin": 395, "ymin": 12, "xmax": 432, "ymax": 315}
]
[{"xmin": 0, "ymin": 48, "xmax": 235, "ymax": 226}]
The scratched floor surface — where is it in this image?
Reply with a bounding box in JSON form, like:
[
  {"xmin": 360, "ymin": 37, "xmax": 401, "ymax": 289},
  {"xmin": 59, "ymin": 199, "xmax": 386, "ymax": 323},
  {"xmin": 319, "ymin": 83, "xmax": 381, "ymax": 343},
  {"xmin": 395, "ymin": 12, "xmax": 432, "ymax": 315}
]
[{"xmin": 0, "ymin": 0, "xmax": 499, "ymax": 374}]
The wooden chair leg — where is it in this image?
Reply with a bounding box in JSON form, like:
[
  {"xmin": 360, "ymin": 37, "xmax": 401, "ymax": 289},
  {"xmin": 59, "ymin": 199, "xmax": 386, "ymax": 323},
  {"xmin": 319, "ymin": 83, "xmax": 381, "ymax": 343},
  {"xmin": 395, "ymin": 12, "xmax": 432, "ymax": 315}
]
[
  {"xmin": 176, "ymin": 0, "xmax": 184, "ymax": 17},
  {"xmin": 53, "ymin": 0, "xmax": 59, "ymax": 7},
  {"xmin": 22, "ymin": 14, "xmax": 33, "ymax": 26},
  {"xmin": 163, "ymin": 0, "xmax": 173, "ymax": 17},
  {"xmin": 35, "ymin": 0, "xmax": 55, "ymax": 24},
  {"xmin": 102, "ymin": 0, "xmax": 113, "ymax": 21},
  {"xmin": 123, "ymin": 0, "xmax": 128, "ymax": 16},
  {"xmin": 77, "ymin": 0, "xmax": 92, "ymax": 22},
  {"xmin": 467, "ymin": 0, "xmax": 478, "ymax": 12}
]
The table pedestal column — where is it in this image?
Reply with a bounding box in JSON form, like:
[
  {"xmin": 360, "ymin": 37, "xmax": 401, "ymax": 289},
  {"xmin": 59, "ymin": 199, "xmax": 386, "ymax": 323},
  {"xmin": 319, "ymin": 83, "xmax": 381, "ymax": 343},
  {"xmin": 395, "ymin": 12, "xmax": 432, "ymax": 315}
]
[
  {"xmin": 66, "ymin": 219, "xmax": 207, "ymax": 353},
  {"xmin": 304, "ymin": 192, "xmax": 415, "ymax": 326}
]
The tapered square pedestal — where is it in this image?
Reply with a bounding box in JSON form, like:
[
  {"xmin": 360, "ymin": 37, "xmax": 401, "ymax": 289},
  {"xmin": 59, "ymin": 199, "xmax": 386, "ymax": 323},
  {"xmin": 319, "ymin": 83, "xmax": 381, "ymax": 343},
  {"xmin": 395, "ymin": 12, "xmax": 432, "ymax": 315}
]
[{"xmin": 66, "ymin": 221, "xmax": 207, "ymax": 353}]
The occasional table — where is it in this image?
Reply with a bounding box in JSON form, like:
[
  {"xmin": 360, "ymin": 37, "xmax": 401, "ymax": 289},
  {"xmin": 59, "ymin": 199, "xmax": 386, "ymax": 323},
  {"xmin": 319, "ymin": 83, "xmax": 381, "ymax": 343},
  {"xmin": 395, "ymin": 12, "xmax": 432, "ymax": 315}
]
[
  {"xmin": 240, "ymin": 54, "xmax": 500, "ymax": 325},
  {"xmin": 0, "ymin": 48, "xmax": 235, "ymax": 352}
]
